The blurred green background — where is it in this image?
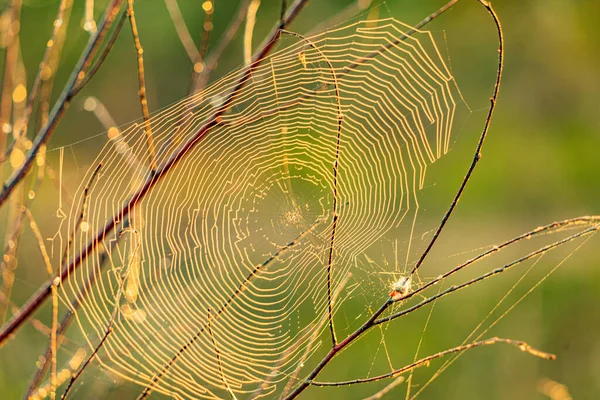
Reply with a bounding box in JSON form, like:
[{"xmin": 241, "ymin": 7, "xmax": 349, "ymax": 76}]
[{"xmin": 0, "ymin": 0, "xmax": 598, "ymax": 399}]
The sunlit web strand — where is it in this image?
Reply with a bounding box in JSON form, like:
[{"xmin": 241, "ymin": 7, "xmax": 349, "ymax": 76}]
[{"xmin": 61, "ymin": 17, "xmax": 459, "ymax": 398}]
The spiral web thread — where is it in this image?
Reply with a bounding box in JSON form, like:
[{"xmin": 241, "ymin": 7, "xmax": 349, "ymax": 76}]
[{"xmin": 62, "ymin": 18, "xmax": 459, "ymax": 399}]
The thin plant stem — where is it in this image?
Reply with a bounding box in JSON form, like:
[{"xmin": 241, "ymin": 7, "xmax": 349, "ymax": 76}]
[
  {"xmin": 311, "ymin": 337, "xmax": 555, "ymax": 387},
  {"xmin": 127, "ymin": 0, "xmax": 157, "ymax": 172},
  {"xmin": 0, "ymin": 0, "xmax": 126, "ymax": 208},
  {"xmin": 244, "ymin": 0, "xmax": 261, "ymax": 65},
  {"xmin": 0, "ymin": 0, "xmax": 22, "ymax": 156},
  {"xmin": 0, "ymin": 0, "xmax": 23, "ymax": 324},
  {"xmin": 190, "ymin": 0, "xmax": 253, "ymax": 93},
  {"xmin": 23, "ymin": 208, "xmax": 59, "ymax": 399},
  {"xmin": 363, "ymin": 375, "xmax": 406, "ymax": 400},
  {"xmin": 164, "ymin": 0, "xmax": 202, "ymax": 63},
  {"xmin": 0, "ymin": 0, "xmax": 72, "ymax": 164}
]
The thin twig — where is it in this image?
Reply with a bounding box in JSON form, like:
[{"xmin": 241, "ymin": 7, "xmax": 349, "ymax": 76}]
[
  {"xmin": 279, "ymin": 28, "xmax": 343, "ymax": 347},
  {"xmin": 60, "ymin": 324, "xmax": 110, "ymax": 399},
  {"xmin": 127, "ymin": 0, "xmax": 157, "ymax": 172},
  {"xmin": 375, "ymin": 222, "xmax": 599, "ymax": 325},
  {"xmin": 61, "ymin": 236, "xmax": 131, "ymax": 400},
  {"xmin": 0, "ymin": 0, "xmax": 72, "ymax": 164},
  {"xmin": 61, "ymin": 163, "xmax": 102, "ymax": 266},
  {"xmin": 190, "ymin": 0, "xmax": 253, "ymax": 93},
  {"xmin": 206, "ymin": 309, "xmax": 235, "ymax": 399},
  {"xmin": 0, "ymin": 0, "xmax": 126, "ymax": 208},
  {"xmin": 311, "ymin": 337, "xmax": 555, "ymax": 387},
  {"xmin": 28, "ymin": 348, "xmax": 87, "ymax": 400},
  {"xmin": 163, "ymin": 0, "xmax": 201, "ymax": 63},
  {"xmin": 72, "ymin": 11, "xmax": 128, "ymax": 96},
  {"xmin": 281, "ymin": 272, "xmax": 352, "ymax": 397},
  {"xmin": 25, "ymin": 220, "xmax": 129, "ymax": 399},
  {"xmin": 387, "ymin": 216, "xmax": 600, "ymax": 314},
  {"xmin": 244, "ymin": 0, "xmax": 261, "ymax": 65}
]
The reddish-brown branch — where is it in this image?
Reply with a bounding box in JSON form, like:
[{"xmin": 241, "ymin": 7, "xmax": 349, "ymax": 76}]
[
  {"xmin": 0, "ymin": 0, "xmax": 125, "ymax": 208},
  {"xmin": 0, "ymin": 0, "xmax": 310, "ymax": 349}
]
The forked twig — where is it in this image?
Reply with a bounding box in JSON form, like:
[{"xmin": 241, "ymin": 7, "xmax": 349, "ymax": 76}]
[
  {"xmin": 379, "ymin": 216, "xmax": 600, "ymax": 321},
  {"xmin": 375, "ymin": 221, "xmax": 599, "ymax": 325},
  {"xmin": 0, "ymin": 0, "xmax": 310, "ymax": 350}
]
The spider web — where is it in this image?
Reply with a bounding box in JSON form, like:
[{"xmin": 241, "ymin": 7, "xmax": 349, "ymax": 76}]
[{"xmin": 59, "ymin": 17, "xmax": 461, "ymax": 399}]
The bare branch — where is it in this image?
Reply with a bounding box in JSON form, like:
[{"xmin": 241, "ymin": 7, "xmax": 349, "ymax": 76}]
[{"xmin": 311, "ymin": 337, "xmax": 555, "ymax": 387}]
